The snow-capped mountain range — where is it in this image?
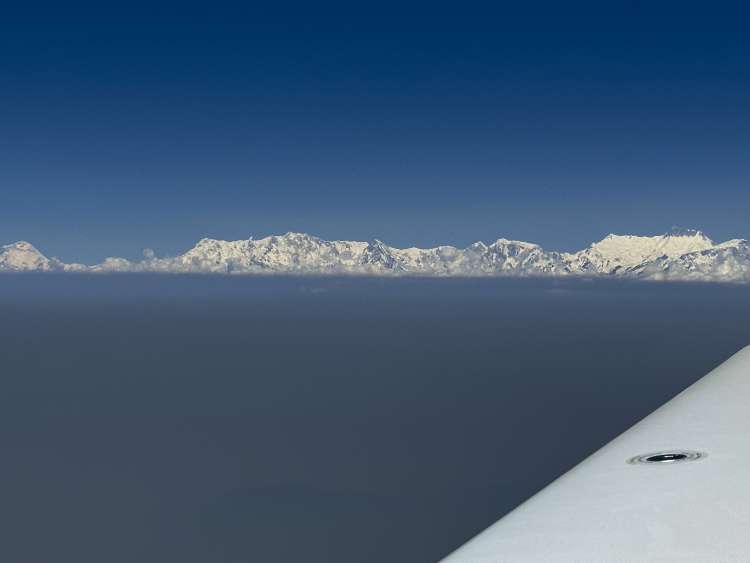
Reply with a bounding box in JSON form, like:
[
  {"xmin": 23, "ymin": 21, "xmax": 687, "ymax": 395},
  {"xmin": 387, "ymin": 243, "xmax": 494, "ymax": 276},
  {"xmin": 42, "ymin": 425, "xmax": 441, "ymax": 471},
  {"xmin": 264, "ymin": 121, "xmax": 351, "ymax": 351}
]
[{"xmin": 3, "ymin": 228, "xmax": 750, "ymax": 283}]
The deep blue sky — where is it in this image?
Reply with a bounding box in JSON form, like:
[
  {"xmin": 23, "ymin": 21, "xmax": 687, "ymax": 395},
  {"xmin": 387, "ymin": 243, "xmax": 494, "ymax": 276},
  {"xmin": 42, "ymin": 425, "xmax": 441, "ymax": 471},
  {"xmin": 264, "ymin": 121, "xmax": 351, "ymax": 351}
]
[{"xmin": 2, "ymin": 5, "xmax": 749, "ymax": 263}]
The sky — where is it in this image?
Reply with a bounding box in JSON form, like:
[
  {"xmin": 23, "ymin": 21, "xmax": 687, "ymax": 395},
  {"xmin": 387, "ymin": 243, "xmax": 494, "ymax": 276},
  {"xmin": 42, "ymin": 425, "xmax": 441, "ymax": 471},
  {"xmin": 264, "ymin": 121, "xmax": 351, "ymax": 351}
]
[{"xmin": 2, "ymin": 4, "xmax": 750, "ymax": 263}]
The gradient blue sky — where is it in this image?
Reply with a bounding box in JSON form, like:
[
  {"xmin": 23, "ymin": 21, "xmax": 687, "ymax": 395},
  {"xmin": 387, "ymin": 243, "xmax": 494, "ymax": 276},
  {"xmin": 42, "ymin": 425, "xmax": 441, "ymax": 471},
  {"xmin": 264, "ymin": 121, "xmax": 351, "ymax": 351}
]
[{"xmin": 2, "ymin": 5, "xmax": 749, "ymax": 263}]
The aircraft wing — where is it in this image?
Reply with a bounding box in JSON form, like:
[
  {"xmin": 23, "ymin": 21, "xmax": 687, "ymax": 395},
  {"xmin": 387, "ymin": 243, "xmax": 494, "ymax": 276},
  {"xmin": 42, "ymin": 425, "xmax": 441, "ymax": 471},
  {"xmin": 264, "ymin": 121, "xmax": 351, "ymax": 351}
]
[{"xmin": 441, "ymin": 345, "xmax": 750, "ymax": 562}]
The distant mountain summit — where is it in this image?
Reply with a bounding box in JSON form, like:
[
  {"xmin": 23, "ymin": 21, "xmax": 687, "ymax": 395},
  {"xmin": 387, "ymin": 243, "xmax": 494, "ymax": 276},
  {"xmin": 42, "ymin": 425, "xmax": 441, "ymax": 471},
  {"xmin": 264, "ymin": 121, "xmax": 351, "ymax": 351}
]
[
  {"xmin": 667, "ymin": 226, "xmax": 705, "ymax": 237},
  {"xmin": 564, "ymin": 230, "xmax": 715, "ymax": 275},
  {"xmin": 0, "ymin": 241, "xmax": 56, "ymax": 272},
  {"xmin": 0, "ymin": 242, "xmax": 85, "ymax": 273},
  {"xmin": 3, "ymin": 229, "xmax": 750, "ymax": 283}
]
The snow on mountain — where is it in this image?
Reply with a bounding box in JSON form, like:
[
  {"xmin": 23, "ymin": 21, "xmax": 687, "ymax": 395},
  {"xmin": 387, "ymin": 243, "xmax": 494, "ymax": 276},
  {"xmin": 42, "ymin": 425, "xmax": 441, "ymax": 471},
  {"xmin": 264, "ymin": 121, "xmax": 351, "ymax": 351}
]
[
  {"xmin": 169, "ymin": 233, "xmax": 370, "ymax": 274},
  {"xmin": 357, "ymin": 238, "xmax": 567, "ymax": 276},
  {"xmin": 0, "ymin": 241, "xmax": 56, "ymax": 271},
  {"xmin": 360, "ymin": 240, "xmax": 405, "ymax": 272},
  {"xmin": 90, "ymin": 234, "xmax": 567, "ymax": 277},
  {"xmin": 630, "ymin": 239, "xmax": 750, "ymax": 282},
  {"xmin": 481, "ymin": 239, "xmax": 566, "ymax": 275},
  {"xmin": 4, "ymin": 229, "xmax": 750, "ymax": 283},
  {"xmin": 564, "ymin": 229, "xmax": 716, "ymax": 275},
  {"xmin": 0, "ymin": 241, "xmax": 88, "ymax": 273}
]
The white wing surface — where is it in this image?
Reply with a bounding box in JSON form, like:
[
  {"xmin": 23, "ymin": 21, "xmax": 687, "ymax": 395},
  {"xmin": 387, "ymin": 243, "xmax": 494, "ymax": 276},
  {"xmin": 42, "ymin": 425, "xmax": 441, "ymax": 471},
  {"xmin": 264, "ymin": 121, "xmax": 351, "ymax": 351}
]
[{"xmin": 442, "ymin": 345, "xmax": 750, "ymax": 562}]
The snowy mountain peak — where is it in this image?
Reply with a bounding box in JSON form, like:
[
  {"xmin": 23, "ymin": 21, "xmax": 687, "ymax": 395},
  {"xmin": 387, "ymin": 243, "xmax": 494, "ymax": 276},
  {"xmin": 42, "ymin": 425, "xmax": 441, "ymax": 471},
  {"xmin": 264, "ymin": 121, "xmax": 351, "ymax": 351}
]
[
  {"xmin": 567, "ymin": 229, "xmax": 716, "ymax": 274},
  {"xmin": 0, "ymin": 241, "xmax": 54, "ymax": 271},
  {"xmin": 468, "ymin": 241, "xmax": 488, "ymax": 251},
  {"xmin": 361, "ymin": 240, "xmax": 402, "ymax": 271},
  {"xmin": 490, "ymin": 238, "xmax": 540, "ymax": 249},
  {"xmin": 5, "ymin": 241, "xmax": 36, "ymax": 251},
  {"xmin": 281, "ymin": 231, "xmax": 317, "ymax": 240},
  {"xmin": 194, "ymin": 237, "xmax": 222, "ymax": 246},
  {"xmin": 4, "ymin": 229, "xmax": 750, "ymax": 283},
  {"xmin": 667, "ymin": 226, "xmax": 708, "ymax": 239},
  {"xmin": 717, "ymin": 239, "xmax": 748, "ymax": 249}
]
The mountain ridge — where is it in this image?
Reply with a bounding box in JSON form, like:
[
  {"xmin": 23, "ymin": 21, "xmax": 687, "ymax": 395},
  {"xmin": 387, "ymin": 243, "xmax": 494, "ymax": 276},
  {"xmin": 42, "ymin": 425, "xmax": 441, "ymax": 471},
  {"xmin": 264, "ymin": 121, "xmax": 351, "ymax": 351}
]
[{"xmin": 3, "ymin": 230, "xmax": 750, "ymax": 283}]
